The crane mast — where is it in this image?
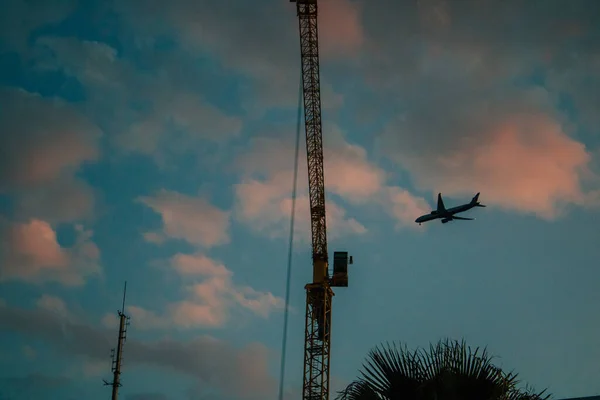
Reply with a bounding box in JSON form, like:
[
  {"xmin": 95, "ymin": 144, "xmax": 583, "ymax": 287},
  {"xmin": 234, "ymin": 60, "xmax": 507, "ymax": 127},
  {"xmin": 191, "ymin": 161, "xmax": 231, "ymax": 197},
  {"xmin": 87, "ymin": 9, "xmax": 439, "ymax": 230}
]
[{"xmin": 290, "ymin": 1, "xmax": 352, "ymax": 399}]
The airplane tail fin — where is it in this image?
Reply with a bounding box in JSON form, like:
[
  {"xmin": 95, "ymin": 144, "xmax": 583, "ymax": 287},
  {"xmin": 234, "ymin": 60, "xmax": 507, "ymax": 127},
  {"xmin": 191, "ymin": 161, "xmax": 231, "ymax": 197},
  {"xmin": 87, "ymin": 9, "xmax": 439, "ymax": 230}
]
[
  {"xmin": 471, "ymin": 192, "xmax": 486, "ymax": 207},
  {"xmin": 437, "ymin": 193, "xmax": 446, "ymax": 212}
]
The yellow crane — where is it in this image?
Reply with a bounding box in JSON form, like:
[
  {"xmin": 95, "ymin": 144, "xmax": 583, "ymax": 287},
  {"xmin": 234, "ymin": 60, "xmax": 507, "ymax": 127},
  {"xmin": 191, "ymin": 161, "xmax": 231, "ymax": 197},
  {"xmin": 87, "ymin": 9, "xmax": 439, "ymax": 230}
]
[{"xmin": 289, "ymin": 1, "xmax": 353, "ymax": 399}]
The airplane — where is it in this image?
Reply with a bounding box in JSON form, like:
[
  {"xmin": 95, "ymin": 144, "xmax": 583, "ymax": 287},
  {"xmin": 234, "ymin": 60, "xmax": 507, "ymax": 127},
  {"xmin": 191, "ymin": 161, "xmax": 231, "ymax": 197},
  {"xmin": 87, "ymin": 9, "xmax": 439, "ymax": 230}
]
[{"xmin": 415, "ymin": 192, "xmax": 486, "ymax": 225}]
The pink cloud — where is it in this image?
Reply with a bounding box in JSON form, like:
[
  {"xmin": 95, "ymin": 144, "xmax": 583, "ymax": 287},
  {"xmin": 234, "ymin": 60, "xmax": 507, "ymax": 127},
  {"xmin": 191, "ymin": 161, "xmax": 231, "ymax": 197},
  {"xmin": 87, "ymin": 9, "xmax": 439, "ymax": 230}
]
[
  {"xmin": 139, "ymin": 189, "xmax": 230, "ymax": 248},
  {"xmin": 234, "ymin": 175, "xmax": 367, "ymax": 241},
  {"xmin": 13, "ymin": 175, "xmax": 96, "ymax": 224},
  {"xmin": 324, "ymin": 127, "xmax": 387, "ymax": 202},
  {"xmin": 171, "ymin": 253, "xmax": 231, "ymax": 277},
  {"xmin": 0, "ymin": 87, "xmax": 99, "ymax": 186},
  {"xmin": 0, "ymin": 219, "xmax": 101, "ymax": 286},
  {"xmin": 398, "ymin": 113, "xmax": 593, "ymax": 219},
  {"xmin": 126, "ymin": 305, "xmax": 170, "ymax": 330},
  {"xmin": 234, "ymin": 128, "xmax": 429, "ymax": 235},
  {"xmin": 171, "ymin": 299, "xmax": 225, "ymax": 328},
  {"xmin": 232, "ymin": 287, "xmax": 287, "ymax": 319},
  {"xmin": 0, "ymin": 87, "xmax": 100, "ymax": 223},
  {"xmin": 382, "ymin": 187, "xmax": 432, "ymax": 227},
  {"xmin": 115, "ymin": 253, "xmax": 284, "ymax": 330},
  {"xmin": 319, "ymin": 0, "xmax": 364, "ymax": 56},
  {"xmin": 9, "ymin": 220, "xmax": 68, "ymax": 267}
]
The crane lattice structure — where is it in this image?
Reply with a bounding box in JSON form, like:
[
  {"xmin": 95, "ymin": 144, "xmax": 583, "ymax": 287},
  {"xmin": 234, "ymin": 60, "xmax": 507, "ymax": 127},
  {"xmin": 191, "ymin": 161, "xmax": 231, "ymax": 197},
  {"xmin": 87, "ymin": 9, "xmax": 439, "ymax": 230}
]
[
  {"xmin": 290, "ymin": 1, "xmax": 353, "ymax": 400},
  {"xmin": 103, "ymin": 282, "xmax": 131, "ymax": 400}
]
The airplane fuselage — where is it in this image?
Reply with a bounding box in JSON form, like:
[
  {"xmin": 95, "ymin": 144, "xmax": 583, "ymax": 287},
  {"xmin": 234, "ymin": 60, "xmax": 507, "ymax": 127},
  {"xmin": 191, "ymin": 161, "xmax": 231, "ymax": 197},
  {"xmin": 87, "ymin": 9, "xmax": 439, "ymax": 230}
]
[
  {"xmin": 415, "ymin": 192, "xmax": 485, "ymax": 225},
  {"xmin": 415, "ymin": 204, "xmax": 475, "ymax": 224}
]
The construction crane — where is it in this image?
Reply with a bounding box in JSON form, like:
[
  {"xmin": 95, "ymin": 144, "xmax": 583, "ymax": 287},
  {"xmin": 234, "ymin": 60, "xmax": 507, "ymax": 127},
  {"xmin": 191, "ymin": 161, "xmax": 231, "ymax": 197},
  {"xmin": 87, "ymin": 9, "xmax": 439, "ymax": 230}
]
[{"xmin": 290, "ymin": 1, "xmax": 353, "ymax": 399}]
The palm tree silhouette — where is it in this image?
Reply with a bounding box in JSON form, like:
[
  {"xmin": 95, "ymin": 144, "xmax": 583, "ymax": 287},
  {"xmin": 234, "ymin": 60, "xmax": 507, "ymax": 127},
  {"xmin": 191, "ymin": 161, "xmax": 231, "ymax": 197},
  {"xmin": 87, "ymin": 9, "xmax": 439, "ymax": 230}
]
[{"xmin": 336, "ymin": 339, "xmax": 549, "ymax": 400}]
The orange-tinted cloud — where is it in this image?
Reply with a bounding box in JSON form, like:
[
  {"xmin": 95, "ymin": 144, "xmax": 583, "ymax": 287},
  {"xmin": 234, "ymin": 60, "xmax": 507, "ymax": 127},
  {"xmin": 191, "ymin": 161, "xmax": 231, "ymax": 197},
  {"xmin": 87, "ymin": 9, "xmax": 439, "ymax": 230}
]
[
  {"xmin": 0, "ymin": 88, "xmax": 100, "ymax": 223},
  {"xmin": 0, "ymin": 219, "xmax": 101, "ymax": 285},
  {"xmin": 138, "ymin": 189, "xmax": 230, "ymax": 248},
  {"xmin": 104, "ymin": 253, "xmax": 284, "ymax": 330},
  {"xmin": 0, "ymin": 88, "xmax": 101, "ymax": 222},
  {"xmin": 319, "ymin": 0, "xmax": 364, "ymax": 56},
  {"xmin": 0, "ymin": 87, "xmax": 99, "ymax": 185},
  {"xmin": 235, "ymin": 177, "xmax": 367, "ymax": 242},
  {"xmin": 380, "ymin": 86, "xmax": 595, "ymax": 219},
  {"xmin": 234, "ymin": 127, "xmax": 429, "ymax": 235}
]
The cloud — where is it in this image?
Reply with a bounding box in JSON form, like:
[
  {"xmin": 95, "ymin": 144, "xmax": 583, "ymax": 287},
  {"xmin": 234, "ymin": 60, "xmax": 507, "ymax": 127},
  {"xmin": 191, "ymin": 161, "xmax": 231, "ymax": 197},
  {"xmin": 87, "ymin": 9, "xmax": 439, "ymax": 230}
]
[
  {"xmin": 22, "ymin": 345, "xmax": 36, "ymax": 360},
  {"xmin": 319, "ymin": 0, "xmax": 365, "ymax": 57},
  {"xmin": 36, "ymin": 294, "xmax": 69, "ymax": 317},
  {"xmin": 0, "ymin": 303, "xmax": 277, "ymax": 399},
  {"xmin": 138, "ymin": 190, "xmax": 230, "ymax": 248},
  {"xmin": 0, "ymin": 219, "xmax": 101, "ymax": 286},
  {"xmin": 0, "ymin": 0, "xmax": 76, "ymax": 52},
  {"xmin": 378, "ymin": 85, "xmax": 595, "ymax": 219},
  {"xmin": 107, "ymin": 253, "xmax": 284, "ymax": 330},
  {"xmin": 0, "ymin": 373, "xmax": 71, "ymax": 396},
  {"xmin": 234, "ymin": 172, "xmax": 367, "ymax": 241},
  {"xmin": 234, "ymin": 127, "xmax": 429, "ymax": 236},
  {"xmin": 33, "ymin": 35, "xmax": 242, "ymax": 168},
  {"xmin": 357, "ymin": 1, "xmax": 600, "ymax": 90},
  {"xmin": 127, "ymin": 394, "xmax": 168, "ymax": 400},
  {"xmin": 80, "ymin": 359, "xmax": 108, "ymax": 378},
  {"xmin": 333, "ymin": 0, "xmax": 600, "ymax": 219},
  {"xmin": 546, "ymin": 50, "xmax": 600, "ymax": 131},
  {"xmin": 113, "ymin": 0, "xmax": 350, "ymax": 113},
  {"xmin": 116, "ymin": 91, "xmax": 242, "ymax": 164},
  {"xmin": 382, "ymin": 187, "xmax": 434, "ymax": 228},
  {"xmin": 0, "ymin": 87, "xmax": 100, "ymax": 223}
]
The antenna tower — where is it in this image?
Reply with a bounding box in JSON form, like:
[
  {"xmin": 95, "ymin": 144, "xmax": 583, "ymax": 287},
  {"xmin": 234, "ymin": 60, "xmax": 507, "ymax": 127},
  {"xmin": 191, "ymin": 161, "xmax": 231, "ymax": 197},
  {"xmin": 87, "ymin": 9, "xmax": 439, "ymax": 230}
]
[{"xmin": 103, "ymin": 282, "xmax": 131, "ymax": 400}]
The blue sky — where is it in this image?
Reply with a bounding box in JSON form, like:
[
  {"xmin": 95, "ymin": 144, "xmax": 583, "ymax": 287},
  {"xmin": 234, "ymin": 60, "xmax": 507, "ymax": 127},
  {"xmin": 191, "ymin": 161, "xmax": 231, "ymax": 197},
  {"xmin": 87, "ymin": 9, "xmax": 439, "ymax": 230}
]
[{"xmin": 1, "ymin": 0, "xmax": 600, "ymax": 399}]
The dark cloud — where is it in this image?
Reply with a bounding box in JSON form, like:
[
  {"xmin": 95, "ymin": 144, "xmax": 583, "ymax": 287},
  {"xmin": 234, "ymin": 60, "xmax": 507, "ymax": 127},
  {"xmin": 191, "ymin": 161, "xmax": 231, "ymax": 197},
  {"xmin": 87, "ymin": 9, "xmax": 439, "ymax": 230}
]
[
  {"xmin": 358, "ymin": 0, "xmax": 600, "ymax": 89},
  {"xmin": 0, "ymin": 87, "xmax": 100, "ymax": 223},
  {"xmin": 127, "ymin": 393, "xmax": 169, "ymax": 400},
  {"xmin": 0, "ymin": 304, "xmax": 275, "ymax": 399},
  {"xmin": 0, "ymin": 0, "xmax": 76, "ymax": 52},
  {"xmin": 32, "ymin": 35, "xmax": 242, "ymax": 169},
  {"xmin": 113, "ymin": 0, "xmax": 298, "ymax": 110},
  {"xmin": 0, "ymin": 373, "xmax": 71, "ymax": 398}
]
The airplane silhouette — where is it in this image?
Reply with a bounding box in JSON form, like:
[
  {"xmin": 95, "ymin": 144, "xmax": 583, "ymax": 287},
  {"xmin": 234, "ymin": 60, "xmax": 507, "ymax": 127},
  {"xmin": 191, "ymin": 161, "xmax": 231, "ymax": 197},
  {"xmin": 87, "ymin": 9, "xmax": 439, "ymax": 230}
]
[{"xmin": 415, "ymin": 192, "xmax": 486, "ymax": 225}]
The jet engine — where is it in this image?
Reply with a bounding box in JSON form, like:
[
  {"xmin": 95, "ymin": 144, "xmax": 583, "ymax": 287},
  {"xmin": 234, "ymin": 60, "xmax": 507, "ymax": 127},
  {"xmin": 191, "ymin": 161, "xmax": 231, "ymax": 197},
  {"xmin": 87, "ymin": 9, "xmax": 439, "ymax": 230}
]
[{"xmin": 441, "ymin": 218, "xmax": 452, "ymax": 223}]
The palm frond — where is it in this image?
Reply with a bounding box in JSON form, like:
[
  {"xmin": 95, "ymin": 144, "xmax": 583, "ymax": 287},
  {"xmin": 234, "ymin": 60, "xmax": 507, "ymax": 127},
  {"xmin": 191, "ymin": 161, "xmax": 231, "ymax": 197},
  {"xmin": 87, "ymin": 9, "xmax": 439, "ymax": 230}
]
[
  {"xmin": 336, "ymin": 380, "xmax": 381, "ymax": 400},
  {"xmin": 505, "ymin": 384, "xmax": 552, "ymax": 400},
  {"xmin": 338, "ymin": 338, "xmax": 549, "ymax": 400},
  {"xmin": 359, "ymin": 341, "xmax": 423, "ymax": 398}
]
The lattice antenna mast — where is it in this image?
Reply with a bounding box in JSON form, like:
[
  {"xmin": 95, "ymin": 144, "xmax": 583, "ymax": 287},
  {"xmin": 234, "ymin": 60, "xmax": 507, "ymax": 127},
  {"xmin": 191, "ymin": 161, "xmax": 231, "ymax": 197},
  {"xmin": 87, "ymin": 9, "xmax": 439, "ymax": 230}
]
[
  {"xmin": 290, "ymin": 1, "xmax": 353, "ymax": 400},
  {"xmin": 103, "ymin": 282, "xmax": 131, "ymax": 400}
]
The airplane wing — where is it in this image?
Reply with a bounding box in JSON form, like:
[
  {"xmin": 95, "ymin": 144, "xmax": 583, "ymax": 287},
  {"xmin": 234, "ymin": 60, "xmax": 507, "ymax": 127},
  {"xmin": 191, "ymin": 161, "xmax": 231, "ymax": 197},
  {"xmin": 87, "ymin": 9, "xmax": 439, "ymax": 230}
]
[
  {"xmin": 437, "ymin": 193, "xmax": 446, "ymax": 212},
  {"xmin": 452, "ymin": 216, "xmax": 474, "ymax": 220}
]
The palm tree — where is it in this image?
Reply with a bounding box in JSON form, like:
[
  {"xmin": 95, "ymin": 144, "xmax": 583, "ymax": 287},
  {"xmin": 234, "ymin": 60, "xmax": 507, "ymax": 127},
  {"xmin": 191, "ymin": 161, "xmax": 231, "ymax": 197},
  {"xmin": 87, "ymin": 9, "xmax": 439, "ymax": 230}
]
[{"xmin": 337, "ymin": 339, "xmax": 549, "ymax": 400}]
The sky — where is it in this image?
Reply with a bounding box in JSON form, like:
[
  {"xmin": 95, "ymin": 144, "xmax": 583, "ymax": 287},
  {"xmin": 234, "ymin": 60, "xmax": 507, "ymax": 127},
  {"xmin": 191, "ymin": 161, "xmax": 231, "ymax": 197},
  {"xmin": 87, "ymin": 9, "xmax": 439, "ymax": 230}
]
[{"xmin": 0, "ymin": 0, "xmax": 599, "ymax": 399}]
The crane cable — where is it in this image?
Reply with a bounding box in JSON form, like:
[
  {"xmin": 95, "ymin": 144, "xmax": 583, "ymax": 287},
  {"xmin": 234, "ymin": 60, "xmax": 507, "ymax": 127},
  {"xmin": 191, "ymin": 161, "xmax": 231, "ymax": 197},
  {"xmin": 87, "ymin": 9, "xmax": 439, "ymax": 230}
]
[{"xmin": 278, "ymin": 73, "xmax": 303, "ymax": 400}]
